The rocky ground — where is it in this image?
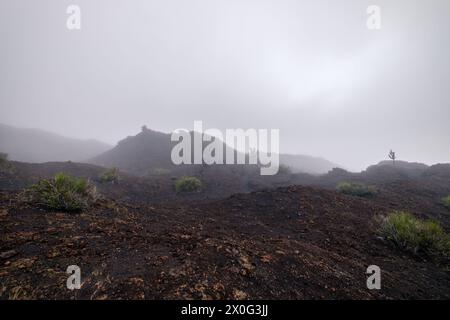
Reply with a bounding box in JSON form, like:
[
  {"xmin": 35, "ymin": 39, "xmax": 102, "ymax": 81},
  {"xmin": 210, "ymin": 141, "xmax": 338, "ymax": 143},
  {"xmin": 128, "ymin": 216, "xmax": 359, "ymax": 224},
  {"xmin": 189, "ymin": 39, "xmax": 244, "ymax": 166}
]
[{"xmin": 1, "ymin": 174, "xmax": 449, "ymax": 299}]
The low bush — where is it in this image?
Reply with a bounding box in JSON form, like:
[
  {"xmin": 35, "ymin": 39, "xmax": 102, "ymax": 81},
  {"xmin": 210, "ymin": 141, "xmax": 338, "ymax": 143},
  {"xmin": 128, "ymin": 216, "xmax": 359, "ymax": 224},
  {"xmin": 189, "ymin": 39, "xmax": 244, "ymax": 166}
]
[
  {"xmin": 0, "ymin": 152, "xmax": 13, "ymax": 172},
  {"xmin": 442, "ymin": 195, "xmax": 450, "ymax": 210},
  {"xmin": 175, "ymin": 176, "xmax": 202, "ymax": 193},
  {"xmin": 337, "ymin": 182, "xmax": 376, "ymax": 197},
  {"xmin": 22, "ymin": 172, "xmax": 97, "ymax": 212},
  {"xmin": 0, "ymin": 152, "xmax": 8, "ymax": 163},
  {"xmin": 380, "ymin": 211, "xmax": 450, "ymax": 256},
  {"xmin": 151, "ymin": 168, "xmax": 171, "ymax": 176},
  {"xmin": 277, "ymin": 164, "xmax": 292, "ymax": 175},
  {"xmin": 99, "ymin": 168, "xmax": 119, "ymax": 184}
]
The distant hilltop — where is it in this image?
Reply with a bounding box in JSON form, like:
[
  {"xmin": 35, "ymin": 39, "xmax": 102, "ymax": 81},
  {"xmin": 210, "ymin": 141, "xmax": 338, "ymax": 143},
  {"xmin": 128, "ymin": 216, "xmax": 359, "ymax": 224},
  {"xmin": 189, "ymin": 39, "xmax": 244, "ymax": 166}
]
[
  {"xmin": 0, "ymin": 123, "xmax": 111, "ymax": 163},
  {"xmin": 90, "ymin": 125, "xmax": 340, "ymax": 176}
]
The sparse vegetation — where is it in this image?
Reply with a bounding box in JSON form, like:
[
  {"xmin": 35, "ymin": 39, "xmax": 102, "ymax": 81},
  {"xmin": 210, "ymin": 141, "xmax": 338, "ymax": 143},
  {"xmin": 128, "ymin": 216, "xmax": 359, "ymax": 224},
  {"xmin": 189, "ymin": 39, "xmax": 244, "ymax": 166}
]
[
  {"xmin": 22, "ymin": 173, "xmax": 97, "ymax": 212},
  {"xmin": 150, "ymin": 168, "xmax": 171, "ymax": 176},
  {"xmin": 442, "ymin": 196, "xmax": 450, "ymax": 210},
  {"xmin": 175, "ymin": 176, "xmax": 202, "ymax": 193},
  {"xmin": 380, "ymin": 211, "xmax": 450, "ymax": 257},
  {"xmin": 337, "ymin": 182, "xmax": 377, "ymax": 197},
  {"xmin": 0, "ymin": 152, "xmax": 14, "ymax": 173},
  {"xmin": 278, "ymin": 164, "xmax": 292, "ymax": 175},
  {"xmin": 388, "ymin": 149, "xmax": 396, "ymax": 165},
  {"xmin": 0, "ymin": 152, "xmax": 8, "ymax": 163},
  {"xmin": 99, "ymin": 168, "xmax": 119, "ymax": 184}
]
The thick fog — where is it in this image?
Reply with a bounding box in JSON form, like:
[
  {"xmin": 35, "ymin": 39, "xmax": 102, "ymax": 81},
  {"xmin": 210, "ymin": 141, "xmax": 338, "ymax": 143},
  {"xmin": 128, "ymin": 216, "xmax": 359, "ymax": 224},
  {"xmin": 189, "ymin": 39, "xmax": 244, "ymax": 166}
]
[{"xmin": 1, "ymin": 0, "xmax": 449, "ymax": 171}]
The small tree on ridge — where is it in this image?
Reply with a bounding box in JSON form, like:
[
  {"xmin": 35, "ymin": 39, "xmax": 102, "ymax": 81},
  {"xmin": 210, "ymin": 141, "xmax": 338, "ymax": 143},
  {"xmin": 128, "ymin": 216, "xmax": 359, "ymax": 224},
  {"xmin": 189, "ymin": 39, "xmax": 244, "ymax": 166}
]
[{"xmin": 388, "ymin": 150, "xmax": 396, "ymax": 165}]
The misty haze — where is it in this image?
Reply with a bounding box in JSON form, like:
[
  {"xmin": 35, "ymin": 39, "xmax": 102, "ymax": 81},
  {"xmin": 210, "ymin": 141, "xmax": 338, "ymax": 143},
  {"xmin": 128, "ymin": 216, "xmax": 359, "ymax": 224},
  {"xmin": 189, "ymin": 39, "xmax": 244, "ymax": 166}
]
[{"xmin": 1, "ymin": 0, "xmax": 450, "ymax": 303}]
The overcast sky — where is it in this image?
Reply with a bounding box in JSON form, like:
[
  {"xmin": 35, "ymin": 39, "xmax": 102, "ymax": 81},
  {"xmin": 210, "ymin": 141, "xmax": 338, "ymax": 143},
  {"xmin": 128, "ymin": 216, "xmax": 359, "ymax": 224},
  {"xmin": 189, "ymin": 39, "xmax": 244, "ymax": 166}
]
[{"xmin": 1, "ymin": 0, "xmax": 449, "ymax": 170}]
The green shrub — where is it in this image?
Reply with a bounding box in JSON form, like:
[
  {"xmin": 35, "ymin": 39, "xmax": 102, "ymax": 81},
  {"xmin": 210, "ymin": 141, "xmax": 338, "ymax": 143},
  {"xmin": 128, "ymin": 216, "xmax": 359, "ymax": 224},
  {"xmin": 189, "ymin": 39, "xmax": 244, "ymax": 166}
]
[
  {"xmin": 337, "ymin": 182, "xmax": 377, "ymax": 197},
  {"xmin": 278, "ymin": 164, "xmax": 292, "ymax": 175},
  {"xmin": 23, "ymin": 173, "xmax": 97, "ymax": 212},
  {"xmin": 99, "ymin": 168, "xmax": 119, "ymax": 183},
  {"xmin": 0, "ymin": 152, "xmax": 8, "ymax": 163},
  {"xmin": 175, "ymin": 176, "xmax": 202, "ymax": 193},
  {"xmin": 442, "ymin": 195, "xmax": 450, "ymax": 210},
  {"xmin": 0, "ymin": 152, "xmax": 12, "ymax": 172},
  {"xmin": 380, "ymin": 211, "xmax": 450, "ymax": 256},
  {"xmin": 151, "ymin": 168, "xmax": 171, "ymax": 176}
]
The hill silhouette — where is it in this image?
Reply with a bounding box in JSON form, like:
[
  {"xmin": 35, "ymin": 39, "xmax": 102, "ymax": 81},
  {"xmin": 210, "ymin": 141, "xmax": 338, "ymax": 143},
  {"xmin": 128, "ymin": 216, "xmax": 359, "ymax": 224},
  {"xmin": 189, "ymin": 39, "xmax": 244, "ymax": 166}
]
[
  {"xmin": 0, "ymin": 123, "xmax": 111, "ymax": 163},
  {"xmin": 90, "ymin": 126, "xmax": 340, "ymax": 176}
]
